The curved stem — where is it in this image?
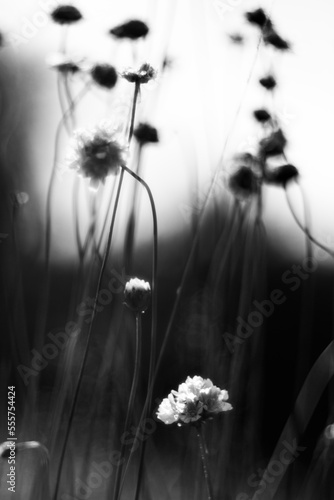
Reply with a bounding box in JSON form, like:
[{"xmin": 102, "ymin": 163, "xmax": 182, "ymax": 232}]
[
  {"xmin": 53, "ymin": 169, "xmax": 125, "ymax": 500},
  {"xmin": 285, "ymin": 182, "xmax": 334, "ymax": 259},
  {"xmin": 196, "ymin": 425, "xmax": 215, "ymax": 500},
  {"xmin": 113, "ymin": 313, "xmax": 142, "ymax": 500},
  {"xmin": 118, "ymin": 166, "xmax": 158, "ymax": 500},
  {"xmin": 124, "ymin": 146, "xmax": 143, "ymax": 273}
]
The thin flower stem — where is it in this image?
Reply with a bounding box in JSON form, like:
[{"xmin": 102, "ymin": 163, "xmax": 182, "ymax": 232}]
[
  {"xmin": 118, "ymin": 166, "xmax": 158, "ymax": 500},
  {"xmin": 196, "ymin": 425, "xmax": 215, "ymax": 500},
  {"xmin": 124, "ymin": 145, "xmax": 142, "ymax": 273},
  {"xmin": 38, "ymin": 82, "xmax": 91, "ymax": 348},
  {"xmin": 113, "ymin": 313, "xmax": 142, "ymax": 500},
  {"xmin": 53, "ymin": 169, "xmax": 125, "ymax": 500},
  {"xmin": 97, "ymin": 178, "xmax": 118, "ymax": 254},
  {"xmin": 285, "ymin": 183, "xmax": 334, "ymax": 259},
  {"xmin": 128, "ymin": 82, "xmax": 140, "ymax": 142}
]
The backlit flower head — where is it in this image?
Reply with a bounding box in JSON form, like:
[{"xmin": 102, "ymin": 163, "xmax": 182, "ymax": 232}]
[
  {"xmin": 259, "ymin": 75, "xmax": 277, "ymax": 91},
  {"xmin": 124, "ymin": 278, "xmax": 151, "ymax": 313},
  {"xmin": 134, "ymin": 123, "xmax": 159, "ymax": 145},
  {"xmin": 245, "ymin": 8, "xmax": 272, "ymax": 29},
  {"xmin": 122, "ymin": 63, "xmax": 157, "ymax": 84},
  {"xmin": 263, "ymin": 28, "xmax": 290, "ymax": 51},
  {"xmin": 229, "ymin": 166, "xmax": 258, "ymax": 200},
  {"xmin": 109, "ymin": 20, "xmax": 149, "ymax": 40},
  {"xmin": 51, "ymin": 5, "xmax": 83, "ymax": 25},
  {"xmin": 228, "ymin": 33, "xmax": 244, "ymax": 45},
  {"xmin": 67, "ymin": 123, "xmax": 125, "ymax": 189},
  {"xmin": 91, "ymin": 64, "xmax": 118, "ymax": 89},
  {"xmin": 265, "ymin": 164, "xmax": 299, "ymax": 187},
  {"xmin": 157, "ymin": 376, "xmax": 232, "ymax": 426},
  {"xmin": 259, "ymin": 129, "xmax": 287, "ymax": 157},
  {"xmin": 253, "ymin": 109, "xmax": 272, "ymax": 123},
  {"xmin": 47, "ymin": 53, "xmax": 82, "ymax": 74}
]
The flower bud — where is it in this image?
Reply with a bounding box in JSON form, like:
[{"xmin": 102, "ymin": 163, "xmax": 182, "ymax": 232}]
[
  {"xmin": 259, "ymin": 75, "xmax": 277, "ymax": 90},
  {"xmin": 253, "ymin": 109, "xmax": 272, "ymax": 123},
  {"xmin": 124, "ymin": 278, "xmax": 151, "ymax": 313},
  {"xmin": 134, "ymin": 123, "xmax": 159, "ymax": 145},
  {"xmin": 91, "ymin": 64, "xmax": 118, "ymax": 89}
]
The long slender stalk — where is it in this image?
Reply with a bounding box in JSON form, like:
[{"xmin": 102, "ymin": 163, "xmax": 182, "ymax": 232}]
[
  {"xmin": 128, "ymin": 82, "xmax": 140, "ymax": 142},
  {"xmin": 117, "ymin": 166, "xmax": 158, "ymax": 500},
  {"xmin": 124, "ymin": 145, "xmax": 142, "ymax": 273},
  {"xmin": 37, "ymin": 83, "xmax": 91, "ymax": 350},
  {"xmin": 53, "ymin": 169, "xmax": 125, "ymax": 500},
  {"xmin": 196, "ymin": 425, "xmax": 215, "ymax": 500},
  {"xmin": 113, "ymin": 313, "xmax": 142, "ymax": 500}
]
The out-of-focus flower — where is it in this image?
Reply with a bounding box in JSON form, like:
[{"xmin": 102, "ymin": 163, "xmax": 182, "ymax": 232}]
[
  {"xmin": 0, "ymin": 441, "xmax": 49, "ymax": 461},
  {"xmin": 134, "ymin": 123, "xmax": 159, "ymax": 145},
  {"xmin": 228, "ymin": 33, "xmax": 244, "ymax": 45},
  {"xmin": 253, "ymin": 109, "xmax": 272, "ymax": 123},
  {"xmin": 263, "ymin": 28, "xmax": 290, "ymax": 51},
  {"xmin": 245, "ymin": 8, "xmax": 272, "ymax": 29},
  {"xmin": 265, "ymin": 164, "xmax": 299, "ymax": 187},
  {"xmin": 260, "ymin": 129, "xmax": 287, "ymax": 157},
  {"xmin": 162, "ymin": 56, "xmax": 173, "ymax": 72},
  {"xmin": 67, "ymin": 123, "xmax": 125, "ymax": 189},
  {"xmin": 259, "ymin": 75, "xmax": 277, "ymax": 90},
  {"xmin": 325, "ymin": 424, "xmax": 334, "ymax": 441},
  {"xmin": 156, "ymin": 376, "xmax": 232, "ymax": 426},
  {"xmin": 109, "ymin": 20, "xmax": 149, "ymax": 40},
  {"xmin": 122, "ymin": 63, "xmax": 156, "ymax": 84},
  {"xmin": 229, "ymin": 166, "xmax": 258, "ymax": 199},
  {"xmin": 91, "ymin": 64, "xmax": 118, "ymax": 89},
  {"xmin": 50, "ymin": 5, "xmax": 83, "ymax": 25},
  {"xmin": 46, "ymin": 53, "xmax": 82, "ymax": 74},
  {"xmin": 10, "ymin": 191, "xmax": 29, "ymax": 208},
  {"xmin": 124, "ymin": 278, "xmax": 151, "ymax": 313}
]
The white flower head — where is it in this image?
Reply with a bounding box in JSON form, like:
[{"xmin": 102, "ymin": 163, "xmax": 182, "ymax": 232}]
[
  {"xmin": 156, "ymin": 375, "xmax": 232, "ymax": 426},
  {"xmin": 67, "ymin": 122, "xmax": 126, "ymax": 189},
  {"xmin": 124, "ymin": 277, "xmax": 151, "ymax": 313}
]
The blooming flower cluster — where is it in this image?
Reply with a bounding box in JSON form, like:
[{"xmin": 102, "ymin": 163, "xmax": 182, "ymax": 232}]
[
  {"xmin": 156, "ymin": 376, "xmax": 232, "ymax": 425},
  {"xmin": 67, "ymin": 123, "xmax": 125, "ymax": 189}
]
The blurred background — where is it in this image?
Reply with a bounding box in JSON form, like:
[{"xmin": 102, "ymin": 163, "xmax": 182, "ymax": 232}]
[{"xmin": 1, "ymin": 0, "xmax": 334, "ymax": 499}]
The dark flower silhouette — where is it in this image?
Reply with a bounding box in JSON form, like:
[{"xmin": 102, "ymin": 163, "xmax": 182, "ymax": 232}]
[
  {"xmin": 259, "ymin": 75, "xmax": 277, "ymax": 90},
  {"xmin": 109, "ymin": 20, "xmax": 149, "ymax": 40},
  {"xmin": 51, "ymin": 5, "xmax": 83, "ymax": 25},
  {"xmin": 91, "ymin": 64, "xmax": 118, "ymax": 89},
  {"xmin": 253, "ymin": 109, "xmax": 272, "ymax": 123},
  {"xmin": 134, "ymin": 123, "xmax": 159, "ymax": 145}
]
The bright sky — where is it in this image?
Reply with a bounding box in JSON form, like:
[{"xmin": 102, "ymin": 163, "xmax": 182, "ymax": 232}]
[{"xmin": 1, "ymin": 0, "xmax": 334, "ymax": 262}]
